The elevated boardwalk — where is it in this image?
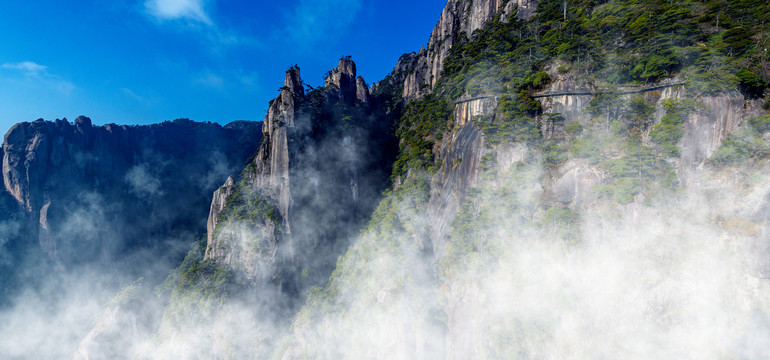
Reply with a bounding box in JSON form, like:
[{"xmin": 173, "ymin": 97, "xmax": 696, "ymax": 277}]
[
  {"xmin": 531, "ymin": 82, "xmax": 685, "ymax": 98},
  {"xmin": 453, "ymin": 82, "xmax": 686, "ymax": 103}
]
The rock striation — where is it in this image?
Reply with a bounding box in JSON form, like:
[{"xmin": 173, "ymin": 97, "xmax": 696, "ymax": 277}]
[
  {"xmin": 401, "ymin": 0, "xmax": 538, "ymax": 102},
  {"xmin": 0, "ymin": 117, "xmax": 261, "ymax": 279},
  {"xmin": 204, "ymin": 60, "xmax": 398, "ymax": 299}
]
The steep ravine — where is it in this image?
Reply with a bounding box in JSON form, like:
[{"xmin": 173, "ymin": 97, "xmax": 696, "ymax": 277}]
[
  {"xmin": 63, "ymin": 0, "xmax": 770, "ymax": 358},
  {"xmin": 0, "ymin": 118, "xmax": 261, "ymax": 304}
]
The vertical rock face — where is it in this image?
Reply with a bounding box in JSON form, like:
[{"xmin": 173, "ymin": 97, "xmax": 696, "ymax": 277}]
[
  {"xmin": 551, "ymin": 161, "xmax": 606, "ymax": 206},
  {"xmin": 257, "ymin": 66, "xmax": 302, "ymax": 223},
  {"xmin": 356, "ymin": 76, "xmax": 370, "ymax": 103},
  {"xmin": 0, "ymin": 117, "xmax": 261, "ymax": 279},
  {"xmin": 679, "ymin": 91, "xmax": 746, "ymax": 187},
  {"xmin": 453, "ymin": 96, "xmax": 497, "ymax": 128},
  {"xmin": 205, "ymin": 176, "xmax": 235, "ymax": 259},
  {"xmin": 325, "ymin": 58, "xmax": 358, "ymax": 101},
  {"xmin": 427, "ymin": 123, "xmax": 486, "ymax": 260},
  {"xmin": 538, "ymin": 66, "xmax": 595, "ymax": 126},
  {"xmin": 205, "ymin": 60, "xmax": 398, "ymax": 297},
  {"xmin": 402, "ymin": 0, "xmax": 538, "ymax": 102}
]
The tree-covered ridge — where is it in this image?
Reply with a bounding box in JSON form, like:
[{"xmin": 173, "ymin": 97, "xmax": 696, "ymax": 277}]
[
  {"xmin": 135, "ymin": 0, "xmax": 770, "ymax": 357},
  {"xmin": 441, "ymin": 0, "xmax": 769, "ymax": 93},
  {"xmin": 394, "ymin": 0, "xmax": 770, "ymax": 203}
]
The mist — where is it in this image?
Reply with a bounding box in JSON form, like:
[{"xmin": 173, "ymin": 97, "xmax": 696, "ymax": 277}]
[
  {"xmin": 272, "ymin": 139, "xmax": 770, "ymax": 358},
  {"xmin": 2, "ymin": 0, "xmax": 769, "ymax": 356}
]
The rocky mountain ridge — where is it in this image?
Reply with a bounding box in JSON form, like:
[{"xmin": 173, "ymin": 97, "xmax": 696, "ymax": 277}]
[
  {"xmin": 0, "ymin": 117, "xmax": 261, "ymax": 306},
  {"xmin": 400, "ymin": 0, "xmax": 536, "ymax": 101},
  {"xmin": 6, "ymin": 0, "xmax": 770, "ymax": 358},
  {"xmin": 203, "ymin": 58, "xmax": 398, "ymax": 301}
]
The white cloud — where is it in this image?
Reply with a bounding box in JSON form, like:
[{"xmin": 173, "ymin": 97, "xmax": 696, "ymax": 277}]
[
  {"xmin": 125, "ymin": 165, "xmax": 164, "ymax": 198},
  {"xmin": 121, "ymin": 87, "xmax": 144, "ymax": 102},
  {"xmin": 193, "ymin": 71, "xmax": 224, "ymax": 89},
  {"xmin": 1, "ymin": 61, "xmax": 75, "ymax": 95},
  {"xmin": 144, "ymin": 0, "xmax": 212, "ymax": 25},
  {"xmin": 283, "ymin": 0, "xmax": 363, "ymax": 48},
  {"xmin": 2, "ymin": 61, "xmax": 47, "ymax": 75},
  {"xmin": 143, "ymin": 0, "xmax": 252, "ymax": 51}
]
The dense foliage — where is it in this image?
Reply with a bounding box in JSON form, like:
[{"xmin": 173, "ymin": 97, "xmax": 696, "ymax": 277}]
[
  {"xmin": 217, "ymin": 181, "xmax": 282, "ymax": 231},
  {"xmin": 159, "ymin": 236, "xmax": 235, "ymax": 328},
  {"xmin": 151, "ymin": 0, "xmax": 770, "ymax": 356},
  {"xmin": 392, "ymin": 94, "xmax": 452, "ymax": 177},
  {"xmin": 710, "ymin": 114, "xmax": 770, "ymax": 165}
]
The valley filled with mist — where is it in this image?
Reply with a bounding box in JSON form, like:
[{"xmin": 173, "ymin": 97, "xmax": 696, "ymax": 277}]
[{"xmin": 2, "ymin": 0, "xmax": 770, "ymax": 358}]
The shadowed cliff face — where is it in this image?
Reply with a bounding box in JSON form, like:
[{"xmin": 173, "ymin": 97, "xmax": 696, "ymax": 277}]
[
  {"xmin": 4, "ymin": 0, "xmax": 768, "ymax": 357},
  {"xmin": 0, "ymin": 117, "xmax": 262, "ymax": 305},
  {"xmin": 401, "ymin": 0, "xmax": 531, "ymax": 102},
  {"xmin": 205, "ymin": 61, "xmax": 399, "ymax": 301},
  {"xmin": 134, "ymin": 60, "xmax": 404, "ymax": 359}
]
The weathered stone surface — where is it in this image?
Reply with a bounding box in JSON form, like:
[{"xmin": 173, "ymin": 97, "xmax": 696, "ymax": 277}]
[
  {"xmin": 453, "ymin": 96, "xmax": 497, "ymax": 128},
  {"xmin": 427, "ymin": 123, "xmax": 485, "ymax": 259},
  {"xmin": 551, "ymin": 160, "xmax": 606, "ymax": 206},
  {"xmin": 325, "ymin": 58, "xmax": 358, "ymax": 101},
  {"xmin": 356, "ymin": 76, "xmax": 370, "ymax": 103},
  {"xmin": 205, "ymin": 176, "xmax": 235, "ymax": 259},
  {"xmin": 515, "ymin": 0, "xmax": 539, "ymax": 19},
  {"xmin": 402, "ymin": 0, "xmax": 535, "ymax": 102},
  {"xmin": 207, "ymin": 60, "xmax": 397, "ymax": 294},
  {"xmin": 0, "ymin": 117, "xmax": 261, "ymax": 270},
  {"xmin": 679, "ymin": 91, "xmax": 745, "ymax": 187},
  {"xmin": 538, "ymin": 64, "xmax": 595, "ymax": 127}
]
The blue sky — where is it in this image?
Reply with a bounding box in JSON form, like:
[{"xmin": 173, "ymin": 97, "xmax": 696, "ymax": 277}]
[{"xmin": 0, "ymin": 0, "xmax": 447, "ymax": 133}]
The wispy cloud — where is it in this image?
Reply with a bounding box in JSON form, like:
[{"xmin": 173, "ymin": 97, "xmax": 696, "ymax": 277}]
[
  {"xmin": 120, "ymin": 87, "xmax": 158, "ymax": 106},
  {"xmin": 193, "ymin": 71, "xmax": 224, "ymax": 89},
  {"xmin": 283, "ymin": 0, "xmax": 363, "ymax": 48},
  {"xmin": 144, "ymin": 0, "xmax": 212, "ymax": 25},
  {"xmin": 142, "ymin": 0, "xmax": 253, "ymax": 52},
  {"xmin": 2, "ymin": 61, "xmax": 47, "ymax": 75},
  {"xmin": 1, "ymin": 61, "xmax": 75, "ymax": 94}
]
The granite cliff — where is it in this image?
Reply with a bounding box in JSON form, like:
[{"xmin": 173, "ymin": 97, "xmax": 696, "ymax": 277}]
[
  {"xmin": 4, "ymin": 0, "xmax": 767, "ymax": 358},
  {"xmin": 0, "ymin": 117, "xmax": 261, "ymax": 306}
]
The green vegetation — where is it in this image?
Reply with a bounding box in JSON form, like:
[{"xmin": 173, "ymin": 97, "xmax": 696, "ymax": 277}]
[
  {"xmin": 394, "ymin": 0, "xmax": 769, "ymax": 185},
  {"xmin": 445, "ymin": 162, "xmax": 545, "ymax": 270},
  {"xmin": 541, "ymin": 140, "xmax": 568, "ymax": 167},
  {"xmin": 595, "ymin": 141, "xmax": 678, "ymax": 204},
  {"xmin": 569, "ymin": 133, "xmax": 605, "ymax": 163},
  {"xmin": 392, "ymin": 94, "xmax": 452, "ymax": 178},
  {"xmin": 710, "ymin": 115, "xmax": 770, "ymax": 165},
  {"xmin": 286, "ymin": 175, "xmax": 437, "ymax": 358},
  {"xmin": 477, "ymin": 92, "xmax": 542, "ymax": 146},
  {"xmin": 650, "ymin": 98, "xmax": 706, "ymax": 156},
  {"xmin": 217, "ymin": 181, "xmax": 281, "ymax": 229},
  {"xmin": 159, "ymin": 236, "xmax": 235, "ymax": 327},
  {"xmin": 441, "ymin": 0, "xmax": 770, "ymax": 94}
]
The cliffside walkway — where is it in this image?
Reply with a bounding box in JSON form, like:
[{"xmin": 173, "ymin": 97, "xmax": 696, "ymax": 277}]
[
  {"xmin": 453, "ymin": 82, "xmax": 686, "ymax": 104},
  {"xmin": 530, "ymin": 82, "xmax": 686, "ymax": 98},
  {"xmin": 454, "ymin": 95, "xmax": 498, "ymax": 104}
]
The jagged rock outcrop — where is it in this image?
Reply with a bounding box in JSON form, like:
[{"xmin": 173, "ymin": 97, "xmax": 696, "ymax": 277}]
[
  {"xmin": 206, "ymin": 176, "xmax": 235, "ymax": 256},
  {"xmin": 0, "ymin": 117, "xmax": 261, "ymax": 279},
  {"xmin": 205, "ymin": 60, "xmax": 398, "ymax": 296},
  {"xmin": 325, "ymin": 58, "xmax": 359, "ymax": 102},
  {"xmin": 551, "ymin": 161, "xmax": 606, "ymax": 206},
  {"xmin": 427, "ymin": 123, "xmax": 485, "ymax": 259},
  {"xmin": 256, "ymin": 66, "xmax": 302, "ymax": 223},
  {"xmin": 356, "ymin": 76, "xmax": 370, "ymax": 103},
  {"xmin": 679, "ymin": 91, "xmax": 747, "ymax": 187},
  {"xmin": 402, "ymin": 0, "xmax": 538, "ymax": 102},
  {"xmin": 453, "ymin": 96, "xmax": 498, "ymax": 128}
]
